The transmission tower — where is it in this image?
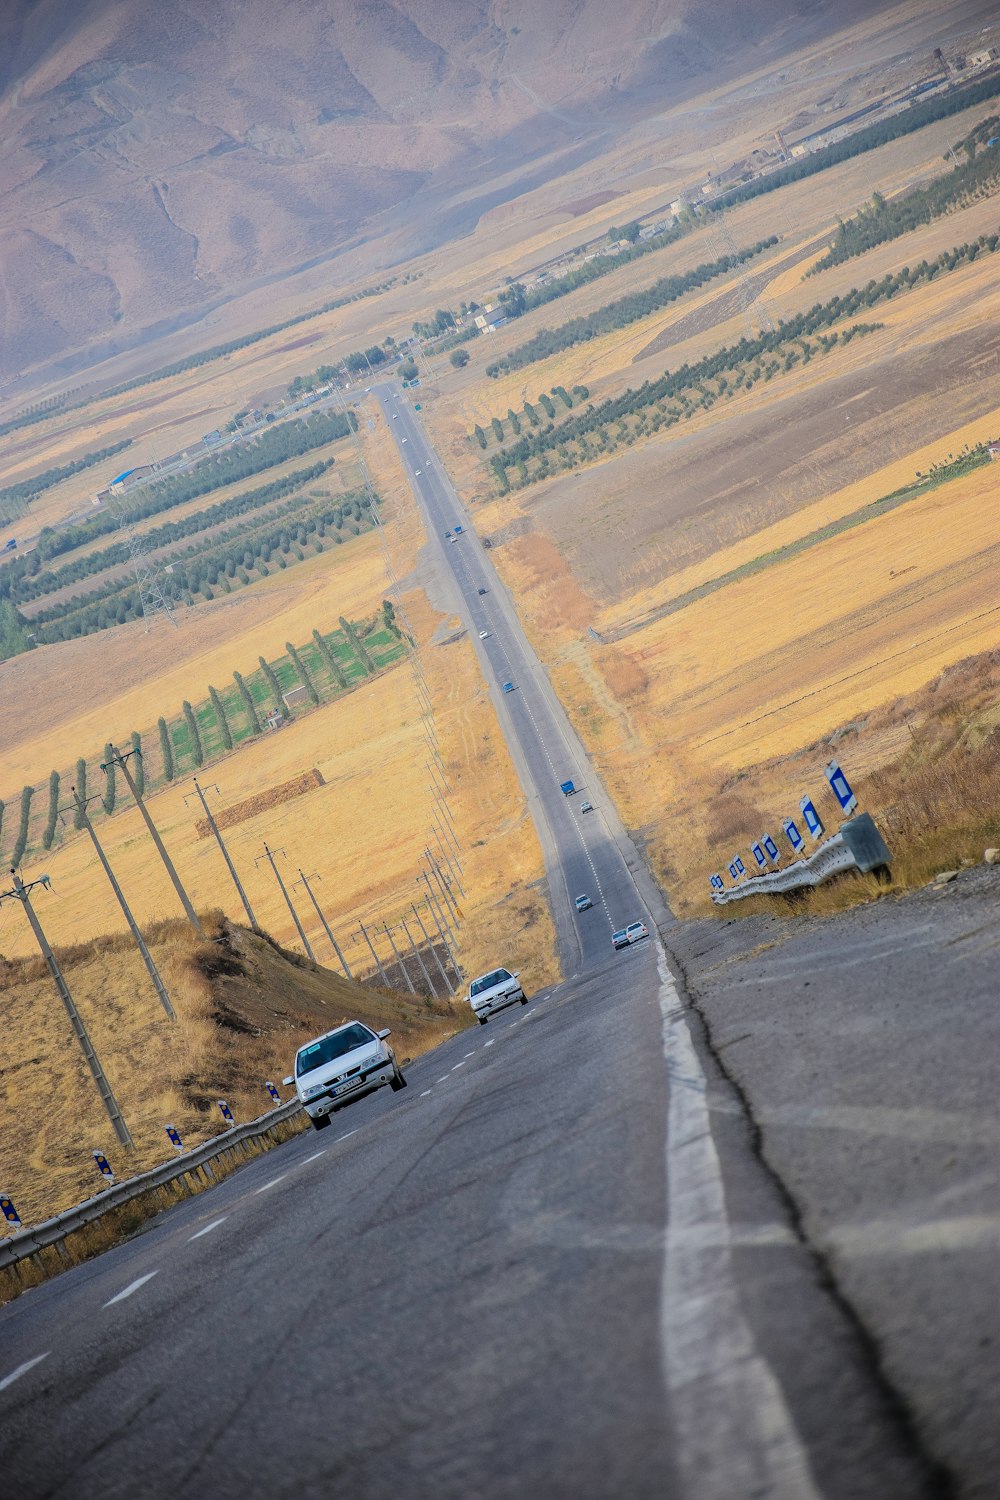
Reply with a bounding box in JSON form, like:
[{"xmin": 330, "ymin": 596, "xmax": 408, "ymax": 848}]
[
  {"xmin": 103, "ymin": 485, "xmax": 179, "ymax": 632},
  {"xmin": 708, "ymin": 210, "xmax": 781, "ymax": 340}
]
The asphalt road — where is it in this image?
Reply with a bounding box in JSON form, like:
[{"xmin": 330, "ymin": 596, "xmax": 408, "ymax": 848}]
[{"xmin": 0, "ymin": 383, "xmax": 961, "ymax": 1499}]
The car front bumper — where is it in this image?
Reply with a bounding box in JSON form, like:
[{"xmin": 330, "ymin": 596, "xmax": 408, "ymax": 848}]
[
  {"xmin": 302, "ymin": 1064, "xmax": 395, "ymax": 1118},
  {"xmin": 471, "ymin": 987, "xmax": 524, "ymax": 1019}
]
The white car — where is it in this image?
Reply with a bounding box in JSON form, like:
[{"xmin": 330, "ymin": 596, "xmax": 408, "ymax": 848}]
[
  {"xmin": 626, "ymin": 921, "xmax": 649, "ymax": 944},
  {"xmin": 574, "ymin": 894, "xmax": 593, "ymax": 912},
  {"xmin": 467, "ymin": 967, "xmax": 526, "ymax": 1025},
  {"xmin": 479, "ymin": 629, "xmax": 490, "ymax": 639},
  {"xmin": 284, "ymin": 1021, "xmax": 406, "ymax": 1130},
  {"xmin": 402, "ymin": 437, "xmax": 408, "ymax": 444},
  {"xmin": 415, "ymin": 469, "xmax": 422, "ymax": 476},
  {"xmin": 392, "ymin": 413, "xmax": 399, "ymax": 419}
]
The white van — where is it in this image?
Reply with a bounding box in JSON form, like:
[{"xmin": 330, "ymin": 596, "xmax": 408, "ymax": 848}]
[{"xmin": 284, "ymin": 1021, "xmax": 407, "ymax": 1130}]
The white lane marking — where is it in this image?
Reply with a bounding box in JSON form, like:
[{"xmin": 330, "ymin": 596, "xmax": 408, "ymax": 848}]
[
  {"xmin": 464, "ymin": 1051, "xmax": 475, "ymax": 1059},
  {"xmin": 302, "ymin": 1150, "xmax": 327, "ymax": 1164},
  {"xmin": 484, "ymin": 1039, "xmax": 496, "ymax": 1047},
  {"xmin": 187, "ymin": 1217, "xmax": 227, "ymax": 1242},
  {"xmin": 419, "ymin": 1090, "xmax": 433, "ymax": 1098},
  {"xmin": 451, "ymin": 1061, "xmax": 466, "ymax": 1070},
  {"xmin": 104, "ymin": 1271, "xmax": 159, "ymax": 1308},
  {"xmin": 0, "ymin": 1352, "xmax": 50, "ymax": 1393},
  {"xmin": 254, "ymin": 1174, "xmax": 286, "ymax": 1195},
  {"xmin": 438, "ymin": 1076, "xmax": 450, "ymax": 1084},
  {"xmin": 655, "ymin": 943, "xmax": 820, "ymax": 1499},
  {"xmin": 338, "ymin": 1130, "xmax": 357, "ymax": 1141}
]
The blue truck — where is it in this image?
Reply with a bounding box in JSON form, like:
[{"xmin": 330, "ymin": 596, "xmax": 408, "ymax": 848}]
[{"xmin": 560, "ymin": 780, "xmax": 576, "ymax": 796}]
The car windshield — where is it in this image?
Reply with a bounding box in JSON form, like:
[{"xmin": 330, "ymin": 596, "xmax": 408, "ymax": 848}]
[
  {"xmin": 613, "ymin": 930, "xmax": 627, "ymax": 940},
  {"xmin": 297, "ymin": 1024, "xmax": 375, "ymax": 1076},
  {"xmin": 470, "ymin": 969, "xmax": 511, "ymax": 996}
]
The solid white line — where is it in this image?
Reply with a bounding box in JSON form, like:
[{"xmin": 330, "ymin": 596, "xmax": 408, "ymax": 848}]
[
  {"xmin": 254, "ymin": 1174, "xmax": 286, "ymax": 1195},
  {"xmin": 301, "ymin": 1150, "xmax": 327, "ymax": 1164},
  {"xmin": 0, "ymin": 1352, "xmax": 50, "ymax": 1393},
  {"xmin": 187, "ymin": 1217, "xmax": 227, "ymax": 1241},
  {"xmin": 419, "ymin": 1089, "xmax": 433, "ymax": 1098},
  {"xmin": 104, "ymin": 1271, "xmax": 159, "ymax": 1308},
  {"xmin": 655, "ymin": 943, "xmax": 820, "ymax": 1499}
]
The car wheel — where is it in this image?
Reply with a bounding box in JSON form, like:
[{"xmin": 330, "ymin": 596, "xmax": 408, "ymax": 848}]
[
  {"xmin": 311, "ymin": 1114, "xmax": 331, "ymax": 1131},
  {"xmin": 390, "ymin": 1068, "xmax": 408, "ymax": 1091},
  {"xmin": 519, "ymin": 995, "xmax": 528, "ymax": 1006},
  {"xmin": 478, "ymin": 1015, "xmax": 488, "ymax": 1025}
]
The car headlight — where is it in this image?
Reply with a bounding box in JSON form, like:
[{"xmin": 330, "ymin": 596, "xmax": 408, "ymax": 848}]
[{"xmin": 303, "ymin": 1083, "xmax": 325, "ymax": 1099}]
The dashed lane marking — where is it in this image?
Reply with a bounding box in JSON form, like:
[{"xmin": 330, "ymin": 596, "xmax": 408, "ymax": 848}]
[
  {"xmin": 451, "ymin": 1061, "xmax": 466, "ymax": 1070},
  {"xmin": 0, "ymin": 1353, "xmax": 50, "ymax": 1393},
  {"xmin": 338, "ymin": 1131, "xmax": 358, "ymax": 1142},
  {"xmin": 438, "ymin": 1076, "xmax": 450, "ymax": 1084},
  {"xmin": 188, "ymin": 1217, "xmax": 226, "ymax": 1242},
  {"xmin": 484, "ymin": 1039, "xmax": 496, "ymax": 1047},
  {"xmin": 419, "ymin": 1090, "xmax": 433, "ymax": 1098},
  {"xmin": 254, "ymin": 1174, "xmax": 286, "ymax": 1195},
  {"xmin": 301, "ymin": 1150, "xmax": 327, "ymax": 1164},
  {"xmin": 464, "ymin": 1051, "xmax": 475, "ymax": 1058},
  {"xmin": 104, "ymin": 1272, "xmax": 159, "ymax": 1308}
]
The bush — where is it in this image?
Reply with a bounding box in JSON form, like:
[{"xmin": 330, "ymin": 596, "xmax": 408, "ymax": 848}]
[
  {"xmin": 450, "ymin": 349, "xmax": 470, "ymax": 368},
  {"xmin": 42, "ymin": 770, "xmax": 60, "ymax": 850},
  {"xmin": 159, "ymin": 717, "xmax": 174, "ymax": 781}
]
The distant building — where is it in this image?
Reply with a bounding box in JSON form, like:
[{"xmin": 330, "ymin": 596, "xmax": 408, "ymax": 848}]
[
  {"xmin": 202, "ymin": 430, "xmax": 224, "ymax": 446},
  {"xmin": 968, "ymin": 47, "xmax": 998, "ymax": 67},
  {"xmin": 474, "ymin": 304, "xmax": 507, "ymax": 334},
  {"xmin": 282, "ymin": 685, "xmax": 312, "ymax": 710},
  {"xmin": 988, "ymin": 441, "xmax": 1000, "ymax": 461},
  {"xmin": 265, "ymin": 710, "xmax": 285, "ymax": 730}
]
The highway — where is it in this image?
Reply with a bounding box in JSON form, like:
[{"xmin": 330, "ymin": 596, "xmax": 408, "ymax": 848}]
[{"xmin": 0, "ymin": 384, "xmax": 942, "ymax": 1499}]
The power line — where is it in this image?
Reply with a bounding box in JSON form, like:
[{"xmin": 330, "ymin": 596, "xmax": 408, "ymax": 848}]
[
  {"xmin": 65, "ymin": 784, "xmax": 175, "ymax": 1020},
  {"xmin": 255, "ymin": 843, "xmax": 313, "ymax": 961}
]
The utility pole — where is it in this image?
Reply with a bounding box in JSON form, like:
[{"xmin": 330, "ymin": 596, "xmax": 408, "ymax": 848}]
[
  {"xmin": 421, "ymin": 869, "xmax": 456, "ymax": 947},
  {"xmin": 431, "ymin": 834, "xmax": 465, "ymax": 894},
  {"xmin": 430, "ymin": 780, "xmax": 458, "ymax": 839},
  {"xmin": 426, "ymin": 760, "xmax": 451, "ymax": 801},
  {"xmin": 2, "ymin": 872, "xmax": 134, "ymax": 1149},
  {"xmin": 106, "ymin": 745, "xmax": 203, "ymax": 937},
  {"xmin": 293, "ymin": 871, "xmax": 352, "ymax": 980},
  {"xmin": 419, "ymin": 879, "xmax": 461, "ymax": 980},
  {"xmin": 68, "ymin": 786, "xmax": 175, "ymax": 1020},
  {"xmin": 401, "ymin": 912, "xmax": 438, "ymax": 998},
  {"xmin": 432, "ymin": 811, "xmax": 461, "ymax": 866},
  {"xmin": 359, "ymin": 921, "xmax": 391, "ymax": 988},
  {"xmin": 412, "ymin": 902, "xmax": 453, "ymax": 994},
  {"xmin": 185, "ymin": 779, "xmax": 259, "ymax": 933},
  {"xmin": 382, "ymin": 922, "xmax": 416, "ymax": 995},
  {"xmin": 426, "ymin": 847, "xmax": 461, "ymax": 918},
  {"xmin": 255, "ymin": 844, "xmax": 314, "ymax": 961}
]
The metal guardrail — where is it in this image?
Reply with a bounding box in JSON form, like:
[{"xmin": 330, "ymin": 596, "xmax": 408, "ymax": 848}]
[
  {"xmin": 0, "ymin": 1098, "xmax": 302, "ymax": 1272},
  {"xmin": 712, "ymin": 813, "xmax": 891, "ymax": 906}
]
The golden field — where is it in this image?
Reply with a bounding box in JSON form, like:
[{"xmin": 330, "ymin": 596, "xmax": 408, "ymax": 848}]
[{"xmin": 0, "ymin": 406, "xmax": 558, "ymax": 1004}]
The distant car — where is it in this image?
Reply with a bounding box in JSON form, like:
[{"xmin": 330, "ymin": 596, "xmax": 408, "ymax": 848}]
[
  {"xmin": 392, "ymin": 413, "xmax": 399, "ymax": 419},
  {"xmin": 2, "ymin": 539, "xmax": 16, "ymax": 552},
  {"xmin": 502, "ymin": 681, "xmax": 515, "ymax": 693},
  {"xmin": 477, "ymin": 586, "xmax": 487, "ymax": 595},
  {"xmin": 574, "ymin": 894, "xmax": 593, "ymax": 912},
  {"xmin": 402, "ymin": 437, "xmax": 408, "ymax": 444},
  {"xmin": 284, "ymin": 1021, "xmax": 406, "ymax": 1130},
  {"xmin": 479, "ymin": 629, "xmax": 490, "ymax": 639},
  {"xmin": 453, "ymin": 524, "xmax": 463, "ymax": 534},
  {"xmin": 444, "ymin": 531, "xmax": 452, "ymax": 538},
  {"xmin": 467, "ymin": 967, "xmax": 527, "ymax": 1024},
  {"xmin": 483, "ymin": 538, "xmax": 493, "ymax": 549},
  {"xmin": 580, "ymin": 801, "xmax": 594, "ymax": 814},
  {"xmin": 415, "ymin": 469, "xmax": 422, "ymax": 476},
  {"xmin": 364, "ymin": 387, "xmax": 371, "ymax": 393},
  {"xmin": 612, "ymin": 929, "xmax": 630, "ymax": 950},
  {"xmin": 626, "ymin": 921, "xmax": 649, "ymax": 944}
]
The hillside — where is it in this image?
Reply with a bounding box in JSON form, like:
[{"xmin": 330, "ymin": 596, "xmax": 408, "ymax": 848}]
[
  {"xmin": 0, "ymin": 0, "xmax": 939, "ymax": 381},
  {"xmin": 0, "ymin": 910, "xmax": 460, "ymax": 1226}
]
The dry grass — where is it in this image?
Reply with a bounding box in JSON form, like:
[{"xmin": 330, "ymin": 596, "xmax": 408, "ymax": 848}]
[{"xmin": 0, "ymin": 911, "xmax": 459, "ymax": 1227}]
